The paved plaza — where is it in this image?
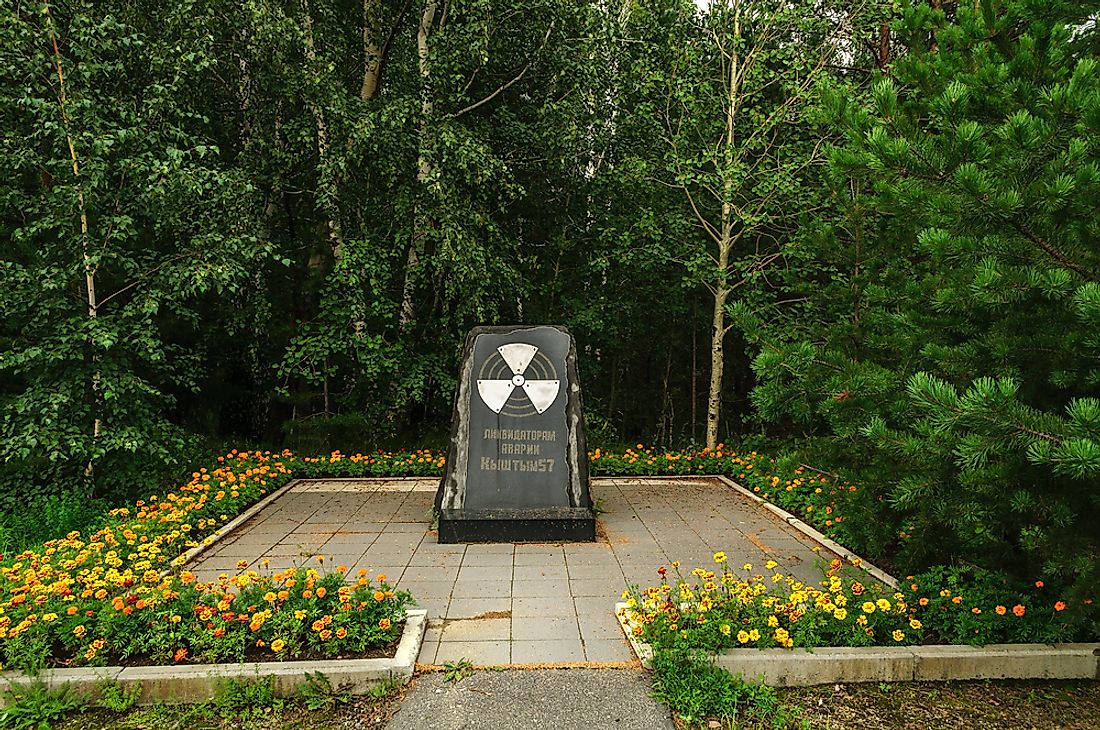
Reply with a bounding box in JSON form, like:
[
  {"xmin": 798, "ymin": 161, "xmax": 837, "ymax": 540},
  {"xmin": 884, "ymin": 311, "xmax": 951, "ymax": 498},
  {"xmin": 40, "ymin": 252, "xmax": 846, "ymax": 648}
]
[{"xmin": 188, "ymin": 477, "xmax": 840, "ymax": 665}]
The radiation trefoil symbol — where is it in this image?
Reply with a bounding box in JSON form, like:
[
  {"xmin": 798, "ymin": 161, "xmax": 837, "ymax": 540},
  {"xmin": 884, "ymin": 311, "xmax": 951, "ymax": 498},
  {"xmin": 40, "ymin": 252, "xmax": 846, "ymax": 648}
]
[{"xmin": 476, "ymin": 343, "xmax": 560, "ymax": 417}]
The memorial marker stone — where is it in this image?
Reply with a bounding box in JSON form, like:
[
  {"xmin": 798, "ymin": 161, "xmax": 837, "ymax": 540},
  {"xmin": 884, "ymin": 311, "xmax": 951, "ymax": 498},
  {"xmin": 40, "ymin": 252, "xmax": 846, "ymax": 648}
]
[{"xmin": 435, "ymin": 325, "xmax": 595, "ymax": 542}]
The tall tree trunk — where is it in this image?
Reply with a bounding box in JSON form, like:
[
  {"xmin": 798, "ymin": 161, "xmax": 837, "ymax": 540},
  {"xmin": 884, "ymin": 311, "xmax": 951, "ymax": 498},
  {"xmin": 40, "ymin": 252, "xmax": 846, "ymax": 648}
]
[
  {"xmin": 399, "ymin": 0, "xmax": 437, "ymax": 329},
  {"xmin": 361, "ymin": 0, "xmax": 383, "ymax": 100},
  {"xmin": 45, "ymin": 3, "xmax": 101, "ymax": 491},
  {"xmin": 300, "ymin": 0, "xmax": 344, "ymax": 260},
  {"xmin": 706, "ymin": 0, "xmax": 741, "ymax": 451}
]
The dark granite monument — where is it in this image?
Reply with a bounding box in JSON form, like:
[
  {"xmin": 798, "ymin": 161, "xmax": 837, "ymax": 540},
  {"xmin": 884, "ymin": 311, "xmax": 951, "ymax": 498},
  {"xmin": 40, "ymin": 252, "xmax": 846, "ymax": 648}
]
[{"xmin": 435, "ymin": 325, "xmax": 595, "ymax": 542}]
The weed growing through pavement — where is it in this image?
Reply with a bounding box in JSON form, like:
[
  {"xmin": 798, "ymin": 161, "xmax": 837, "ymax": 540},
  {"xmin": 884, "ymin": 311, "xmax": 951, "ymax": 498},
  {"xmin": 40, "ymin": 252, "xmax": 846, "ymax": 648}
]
[{"xmin": 442, "ymin": 658, "xmax": 474, "ymax": 683}]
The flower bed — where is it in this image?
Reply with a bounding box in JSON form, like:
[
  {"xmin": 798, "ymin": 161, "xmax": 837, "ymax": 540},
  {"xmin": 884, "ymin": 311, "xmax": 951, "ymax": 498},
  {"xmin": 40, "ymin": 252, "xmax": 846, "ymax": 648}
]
[
  {"xmin": 0, "ymin": 451, "xmax": 415, "ymax": 671},
  {"xmin": 620, "ymin": 554, "xmax": 1089, "ymax": 656},
  {"xmin": 4, "ymin": 444, "xmax": 1090, "ymax": 672}
]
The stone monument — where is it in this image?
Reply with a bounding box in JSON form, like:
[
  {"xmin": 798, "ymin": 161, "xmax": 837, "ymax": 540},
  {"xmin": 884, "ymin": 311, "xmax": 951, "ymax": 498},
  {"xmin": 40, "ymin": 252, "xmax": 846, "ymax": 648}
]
[{"xmin": 435, "ymin": 325, "xmax": 595, "ymax": 542}]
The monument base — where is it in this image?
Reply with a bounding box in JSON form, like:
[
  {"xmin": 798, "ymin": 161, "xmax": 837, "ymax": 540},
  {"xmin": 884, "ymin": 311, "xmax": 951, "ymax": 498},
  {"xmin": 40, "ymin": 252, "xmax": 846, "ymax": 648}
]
[{"xmin": 437, "ymin": 507, "xmax": 596, "ymax": 543}]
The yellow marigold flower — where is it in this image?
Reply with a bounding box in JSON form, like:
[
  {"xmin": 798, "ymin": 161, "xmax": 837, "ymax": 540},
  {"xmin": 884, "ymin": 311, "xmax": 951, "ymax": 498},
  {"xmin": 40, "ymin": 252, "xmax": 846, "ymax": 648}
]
[
  {"xmin": 748, "ymin": 629, "xmax": 760, "ymax": 641},
  {"xmin": 295, "ymin": 610, "xmax": 307, "ymax": 620},
  {"xmin": 742, "ymin": 563, "xmax": 753, "ymax": 571},
  {"xmin": 892, "ymin": 630, "xmax": 904, "ymax": 642},
  {"xmin": 271, "ymin": 639, "xmax": 285, "ymax": 652},
  {"xmin": 736, "ymin": 630, "xmax": 749, "ymax": 643},
  {"xmin": 713, "ymin": 552, "xmax": 727, "ymax": 563},
  {"xmin": 862, "ymin": 601, "xmax": 876, "ymax": 614},
  {"xmin": 833, "ymin": 608, "xmax": 848, "ymax": 621},
  {"xmin": 765, "ymin": 560, "xmax": 778, "ymax": 570},
  {"xmin": 909, "ymin": 619, "xmax": 922, "ymax": 630},
  {"xmin": 720, "ymin": 624, "xmax": 731, "ymax": 636},
  {"xmin": 876, "ymin": 598, "xmax": 891, "ymax": 611},
  {"xmin": 264, "ymin": 592, "xmax": 276, "ymax": 602},
  {"xmin": 767, "ymin": 615, "xmax": 779, "ymax": 628}
]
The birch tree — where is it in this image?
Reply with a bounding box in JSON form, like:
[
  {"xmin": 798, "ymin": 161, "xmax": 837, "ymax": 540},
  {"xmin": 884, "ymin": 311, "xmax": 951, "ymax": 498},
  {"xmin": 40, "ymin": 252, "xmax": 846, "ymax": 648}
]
[{"xmin": 636, "ymin": 0, "xmax": 861, "ymax": 448}]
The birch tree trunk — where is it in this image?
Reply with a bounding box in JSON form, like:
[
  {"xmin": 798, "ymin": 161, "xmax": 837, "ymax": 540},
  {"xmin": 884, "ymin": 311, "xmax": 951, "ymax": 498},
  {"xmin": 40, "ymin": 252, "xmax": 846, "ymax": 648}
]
[
  {"xmin": 706, "ymin": 0, "xmax": 741, "ymax": 451},
  {"xmin": 44, "ymin": 3, "xmax": 102, "ymax": 489},
  {"xmin": 361, "ymin": 0, "xmax": 383, "ymax": 100},
  {"xmin": 300, "ymin": 0, "xmax": 344, "ymax": 260},
  {"xmin": 399, "ymin": 0, "xmax": 438, "ymax": 329}
]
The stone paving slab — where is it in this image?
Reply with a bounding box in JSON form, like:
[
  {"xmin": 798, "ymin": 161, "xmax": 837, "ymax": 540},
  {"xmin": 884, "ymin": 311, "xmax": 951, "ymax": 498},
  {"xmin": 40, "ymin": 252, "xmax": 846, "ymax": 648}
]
[
  {"xmin": 385, "ymin": 669, "xmax": 674, "ymax": 730},
  {"xmin": 188, "ymin": 476, "xmax": 845, "ymax": 665}
]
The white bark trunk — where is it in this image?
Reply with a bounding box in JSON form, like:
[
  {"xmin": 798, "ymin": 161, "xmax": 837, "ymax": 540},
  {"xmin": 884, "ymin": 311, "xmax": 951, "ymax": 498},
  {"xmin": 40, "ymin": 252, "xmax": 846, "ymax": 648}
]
[
  {"xmin": 300, "ymin": 0, "xmax": 344, "ymax": 259},
  {"xmin": 45, "ymin": 4, "xmax": 101, "ymax": 485},
  {"xmin": 361, "ymin": 0, "xmax": 383, "ymax": 100},
  {"xmin": 399, "ymin": 0, "xmax": 438, "ymax": 329},
  {"xmin": 706, "ymin": 0, "xmax": 741, "ymax": 451}
]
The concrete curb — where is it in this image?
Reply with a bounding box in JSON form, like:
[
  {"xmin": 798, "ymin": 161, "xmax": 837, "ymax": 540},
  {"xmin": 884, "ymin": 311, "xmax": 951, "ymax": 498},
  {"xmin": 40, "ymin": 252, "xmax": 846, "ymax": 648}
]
[
  {"xmin": 615, "ymin": 603, "xmax": 1100, "ymax": 686},
  {"xmin": 170, "ymin": 477, "xmax": 304, "ymax": 572},
  {"xmin": 713, "ymin": 475, "xmax": 899, "ymax": 589},
  {"xmin": 0, "ymin": 610, "xmax": 426, "ymax": 706}
]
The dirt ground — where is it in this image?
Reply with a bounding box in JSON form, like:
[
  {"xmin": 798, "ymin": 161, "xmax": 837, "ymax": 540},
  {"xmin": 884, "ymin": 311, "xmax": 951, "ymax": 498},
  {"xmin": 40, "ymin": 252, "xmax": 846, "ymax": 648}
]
[{"xmin": 738, "ymin": 679, "xmax": 1100, "ymax": 730}]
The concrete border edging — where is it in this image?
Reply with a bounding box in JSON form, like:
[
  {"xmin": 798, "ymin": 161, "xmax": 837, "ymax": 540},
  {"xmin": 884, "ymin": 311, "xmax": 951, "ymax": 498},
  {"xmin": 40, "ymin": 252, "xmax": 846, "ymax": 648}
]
[
  {"xmin": 0, "ymin": 610, "xmax": 426, "ymax": 706},
  {"xmin": 170, "ymin": 477, "xmax": 304, "ymax": 571},
  {"xmin": 713, "ymin": 475, "xmax": 899, "ymax": 589},
  {"xmin": 615, "ymin": 603, "xmax": 1100, "ymax": 686}
]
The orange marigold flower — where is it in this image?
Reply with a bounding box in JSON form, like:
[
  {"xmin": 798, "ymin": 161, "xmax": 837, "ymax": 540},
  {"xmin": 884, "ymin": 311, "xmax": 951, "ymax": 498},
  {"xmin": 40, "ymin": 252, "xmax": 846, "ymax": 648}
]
[
  {"xmin": 995, "ymin": 605, "xmax": 1007, "ymax": 615},
  {"xmin": 335, "ymin": 627, "xmax": 347, "ymax": 639},
  {"xmin": 1012, "ymin": 604, "xmax": 1026, "ymax": 617},
  {"xmin": 379, "ymin": 618, "xmax": 391, "ymax": 630},
  {"xmin": 1035, "ymin": 581, "xmax": 1044, "ymax": 588},
  {"xmin": 174, "ymin": 648, "xmax": 189, "ymax": 662},
  {"xmin": 373, "ymin": 591, "xmax": 385, "ymax": 602},
  {"xmin": 1054, "ymin": 601, "xmax": 1066, "ymax": 612},
  {"xmin": 312, "ymin": 620, "xmax": 325, "ymax": 632},
  {"xmin": 316, "ymin": 587, "xmax": 327, "ymax": 599}
]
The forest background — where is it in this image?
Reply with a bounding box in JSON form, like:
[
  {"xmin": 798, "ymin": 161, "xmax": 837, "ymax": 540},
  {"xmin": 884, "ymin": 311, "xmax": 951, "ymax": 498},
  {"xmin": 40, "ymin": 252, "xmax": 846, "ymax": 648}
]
[{"xmin": 2, "ymin": 0, "xmax": 1098, "ymax": 616}]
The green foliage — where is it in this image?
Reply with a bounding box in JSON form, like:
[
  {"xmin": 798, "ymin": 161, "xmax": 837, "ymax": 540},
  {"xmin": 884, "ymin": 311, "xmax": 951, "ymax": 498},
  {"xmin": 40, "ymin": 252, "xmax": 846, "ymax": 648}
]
[
  {"xmin": 94, "ymin": 679, "xmax": 140, "ymax": 713},
  {"xmin": 650, "ymin": 652, "xmax": 800, "ymax": 729},
  {"xmin": 295, "ymin": 672, "xmax": 352, "ymax": 712},
  {"xmin": 0, "ymin": 682, "xmax": 86, "ymax": 730},
  {"xmin": 212, "ymin": 676, "xmax": 280, "ymax": 719},
  {"xmin": 0, "ymin": 494, "xmax": 109, "ymax": 557},
  {"xmin": 441, "ymin": 658, "xmax": 474, "ymax": 683},
  {"xmin": 741, "ymin": 0, "xmax": 1100, "ymax": 606},
  {"xmin": 0, "ymin": 2, "xmax": 266, "ymax": 504}
]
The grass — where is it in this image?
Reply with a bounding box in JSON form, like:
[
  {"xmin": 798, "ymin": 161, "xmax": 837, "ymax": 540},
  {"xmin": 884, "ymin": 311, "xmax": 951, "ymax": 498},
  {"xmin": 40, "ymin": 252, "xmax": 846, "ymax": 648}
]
[{"xmin": 49, "ymin": 686, "xmax": 406, "ymax": 730}]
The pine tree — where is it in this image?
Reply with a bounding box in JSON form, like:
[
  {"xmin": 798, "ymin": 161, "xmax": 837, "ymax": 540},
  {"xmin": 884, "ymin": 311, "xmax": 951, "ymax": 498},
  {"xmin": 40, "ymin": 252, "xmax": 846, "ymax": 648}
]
[{"xmin": 744, "ymin": 0, "xmax": 1100, "ymax": 611}]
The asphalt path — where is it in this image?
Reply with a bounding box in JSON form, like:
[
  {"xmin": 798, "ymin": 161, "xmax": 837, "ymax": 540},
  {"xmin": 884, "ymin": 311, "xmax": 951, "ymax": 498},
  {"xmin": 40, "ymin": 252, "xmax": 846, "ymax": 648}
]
[{"xmin": 385, "ymin": 668, "xmax": 675, "ymax": 730}]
